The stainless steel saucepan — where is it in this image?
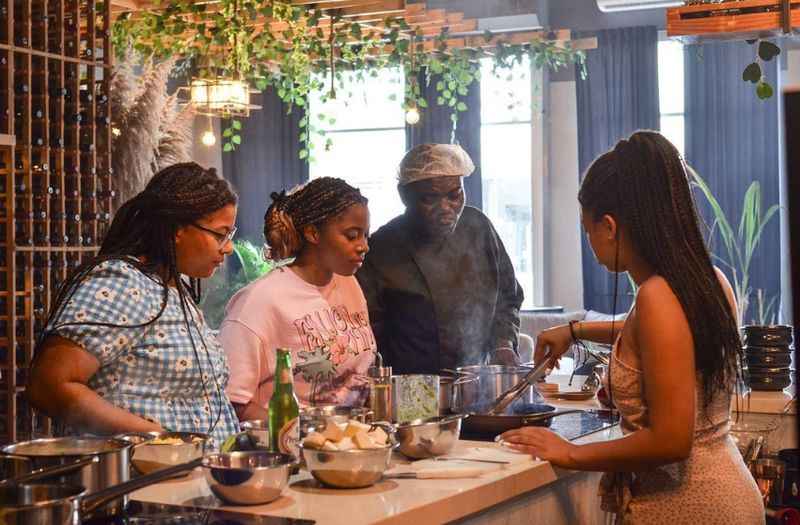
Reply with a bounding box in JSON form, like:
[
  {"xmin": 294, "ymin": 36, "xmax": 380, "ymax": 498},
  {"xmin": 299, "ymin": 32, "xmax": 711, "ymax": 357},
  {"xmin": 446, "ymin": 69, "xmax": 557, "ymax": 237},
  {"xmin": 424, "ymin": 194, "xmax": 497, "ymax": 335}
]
[
  {"xmin": 0, "ymin": 457, "xmax": 202, "ymax": 525},
  {"xmin": 1, "ymin": 437, "xmax": 133, "ymax": 518}
]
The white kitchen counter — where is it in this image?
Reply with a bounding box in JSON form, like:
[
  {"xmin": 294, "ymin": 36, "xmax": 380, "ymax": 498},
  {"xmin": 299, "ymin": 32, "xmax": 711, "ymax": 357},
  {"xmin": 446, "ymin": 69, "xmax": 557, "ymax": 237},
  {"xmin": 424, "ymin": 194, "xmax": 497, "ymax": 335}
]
[{"xmin": 131, "ymin": 387, "xmax": 621, "ymax": 525}]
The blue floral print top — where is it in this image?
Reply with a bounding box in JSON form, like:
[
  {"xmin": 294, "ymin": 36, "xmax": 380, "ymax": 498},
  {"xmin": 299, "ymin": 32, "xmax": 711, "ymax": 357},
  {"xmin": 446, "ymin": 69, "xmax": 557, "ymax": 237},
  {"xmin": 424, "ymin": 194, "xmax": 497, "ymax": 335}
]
[{"xmin": 48, "ymin": 259, "xmax": 239, "ymax": 448}]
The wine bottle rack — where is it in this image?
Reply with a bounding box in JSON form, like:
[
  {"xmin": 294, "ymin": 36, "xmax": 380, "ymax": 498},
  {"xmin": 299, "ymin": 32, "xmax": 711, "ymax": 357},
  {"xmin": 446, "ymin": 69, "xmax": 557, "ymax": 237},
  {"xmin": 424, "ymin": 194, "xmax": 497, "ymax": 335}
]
[{"xmin": 0, "ymin": 0, "xmax": 112, "ymax": 444}]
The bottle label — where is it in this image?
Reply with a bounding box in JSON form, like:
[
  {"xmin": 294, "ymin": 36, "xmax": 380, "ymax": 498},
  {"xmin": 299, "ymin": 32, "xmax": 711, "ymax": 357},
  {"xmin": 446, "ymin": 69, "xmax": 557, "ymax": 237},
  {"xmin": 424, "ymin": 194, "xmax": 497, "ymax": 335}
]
[{"xmin": 277, "ymin": 416, "xmax": 299, "ymax": 458}]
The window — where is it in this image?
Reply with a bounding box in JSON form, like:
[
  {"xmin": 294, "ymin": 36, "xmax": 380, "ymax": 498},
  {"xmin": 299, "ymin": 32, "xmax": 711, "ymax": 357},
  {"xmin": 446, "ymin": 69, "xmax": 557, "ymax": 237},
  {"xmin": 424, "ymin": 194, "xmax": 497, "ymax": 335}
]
[
  {"xmin": 658, "ymin": 39, "xmax": 685, "ymax": 155},
  {"xmin": 480, "ymin": 57, "xmax": 535, "ymax": 309},
  {"xmin": 309, "ymin": 68, "xmax": 406, "ymax": 231}
]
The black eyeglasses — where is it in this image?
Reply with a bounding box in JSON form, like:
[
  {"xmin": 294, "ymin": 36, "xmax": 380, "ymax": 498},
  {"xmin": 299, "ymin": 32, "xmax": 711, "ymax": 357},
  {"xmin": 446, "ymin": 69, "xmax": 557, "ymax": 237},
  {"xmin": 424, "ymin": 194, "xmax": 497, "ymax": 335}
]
[{"xmin": 192, "ymin": 223, "xmax": 237, "ymax": 248}]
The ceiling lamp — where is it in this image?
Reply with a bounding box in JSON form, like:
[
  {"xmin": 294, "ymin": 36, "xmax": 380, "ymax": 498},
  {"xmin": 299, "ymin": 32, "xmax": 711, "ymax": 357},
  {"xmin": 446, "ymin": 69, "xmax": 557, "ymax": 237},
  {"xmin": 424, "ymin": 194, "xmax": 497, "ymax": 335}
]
[{"xmin": 185, "ymin": 77, "xmax": 261, "ymax": 118}]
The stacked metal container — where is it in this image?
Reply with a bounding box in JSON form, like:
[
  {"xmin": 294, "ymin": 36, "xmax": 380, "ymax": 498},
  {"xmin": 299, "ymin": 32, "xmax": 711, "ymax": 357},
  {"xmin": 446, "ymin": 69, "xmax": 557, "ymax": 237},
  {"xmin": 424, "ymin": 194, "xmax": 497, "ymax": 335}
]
[{"xmin": 743, "ymin": 325, "xmax": 794, "ymax": 391}]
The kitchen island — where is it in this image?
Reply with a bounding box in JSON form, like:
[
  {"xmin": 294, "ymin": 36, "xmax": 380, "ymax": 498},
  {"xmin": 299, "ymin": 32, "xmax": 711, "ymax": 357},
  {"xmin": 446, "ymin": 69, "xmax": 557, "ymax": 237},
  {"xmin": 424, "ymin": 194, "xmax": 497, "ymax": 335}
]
[{"xmin": 130, "ymin": 388, "xmax": 622, "ymax": 525}]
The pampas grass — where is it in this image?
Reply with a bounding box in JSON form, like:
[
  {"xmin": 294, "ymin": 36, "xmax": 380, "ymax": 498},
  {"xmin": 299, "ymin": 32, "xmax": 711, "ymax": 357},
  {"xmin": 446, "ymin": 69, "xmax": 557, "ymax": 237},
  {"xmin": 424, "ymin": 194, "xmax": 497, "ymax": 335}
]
[{"xmin": 111, "ymin": 51, "xmax": 195, "ymax": 209}]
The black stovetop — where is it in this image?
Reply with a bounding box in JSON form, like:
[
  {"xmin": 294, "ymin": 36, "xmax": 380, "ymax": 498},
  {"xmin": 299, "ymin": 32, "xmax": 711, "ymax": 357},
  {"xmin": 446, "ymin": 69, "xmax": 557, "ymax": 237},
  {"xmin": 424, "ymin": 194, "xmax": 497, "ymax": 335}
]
[{"xmin": 83, "ymin": 501, "xmax": 314, "ymax": 525}]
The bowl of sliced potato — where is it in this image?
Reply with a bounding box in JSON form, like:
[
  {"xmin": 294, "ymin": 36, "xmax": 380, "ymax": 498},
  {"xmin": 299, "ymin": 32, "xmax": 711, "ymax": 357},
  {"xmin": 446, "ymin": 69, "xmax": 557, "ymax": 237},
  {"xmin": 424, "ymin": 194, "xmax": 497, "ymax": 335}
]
[
  {"xmin": 119, "ymin": 431, "xmax": 209, "ymax": 476},
  {"xmin": 299, "ymin": 419, "xmax": 395, "ymax": 489}
]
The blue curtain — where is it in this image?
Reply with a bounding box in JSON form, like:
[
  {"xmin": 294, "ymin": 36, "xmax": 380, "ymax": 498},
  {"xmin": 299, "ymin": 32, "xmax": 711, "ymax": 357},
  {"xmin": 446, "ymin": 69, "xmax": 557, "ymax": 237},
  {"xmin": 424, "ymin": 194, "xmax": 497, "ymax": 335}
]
[
  {"xmin": 405, "ymin": 67, "xmax": 483, "ymax": 209},
  {"xmin": 222, "ymin": 87, "xmax": 309, "ymax": 243},
  {"xmin": 684, "ymin": 41, "xmax": 781, "ymax": 324},
  {"xmin": 575, "ymin": 26, "xmax": 660, "ymax": 314}
]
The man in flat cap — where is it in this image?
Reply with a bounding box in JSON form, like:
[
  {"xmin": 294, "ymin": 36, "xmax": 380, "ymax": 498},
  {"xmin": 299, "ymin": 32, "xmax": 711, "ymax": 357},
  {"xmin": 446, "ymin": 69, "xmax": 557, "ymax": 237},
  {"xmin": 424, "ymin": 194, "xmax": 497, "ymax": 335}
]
[{"xmin": 356, "ymin": 144, "xmax": 524, "ymax": 374}]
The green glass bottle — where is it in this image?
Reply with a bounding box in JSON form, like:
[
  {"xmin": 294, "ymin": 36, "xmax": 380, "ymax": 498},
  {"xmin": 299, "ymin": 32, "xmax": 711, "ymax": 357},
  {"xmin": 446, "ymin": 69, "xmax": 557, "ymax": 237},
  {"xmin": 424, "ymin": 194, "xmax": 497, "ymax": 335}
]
[{"xmin": 269, "ymin": 348, "xmax": 300, "ymax": 457}]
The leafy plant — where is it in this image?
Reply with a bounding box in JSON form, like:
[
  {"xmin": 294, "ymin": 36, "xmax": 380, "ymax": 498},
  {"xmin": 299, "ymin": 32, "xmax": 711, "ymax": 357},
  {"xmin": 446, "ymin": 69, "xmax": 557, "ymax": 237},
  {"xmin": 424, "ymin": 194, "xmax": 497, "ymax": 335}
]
[
  {"xmin": 742, "ymin": 39, "xmax": 781, "ymax": 100},
  {"xmin": 200, "ymin": 240, "xmax": 274, "ymax": 328},
  {"xmin": 112, "ymin": 2, "xmax": 586, "ymax": 157},
  {"xmin": 690, "ymin": 169, "xmax": 780, "ymax": 324}
]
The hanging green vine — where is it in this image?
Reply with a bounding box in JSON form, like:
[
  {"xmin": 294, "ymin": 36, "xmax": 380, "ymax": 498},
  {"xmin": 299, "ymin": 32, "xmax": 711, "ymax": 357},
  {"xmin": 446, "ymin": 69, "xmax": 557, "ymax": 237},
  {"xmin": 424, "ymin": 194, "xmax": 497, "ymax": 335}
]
[{"xmin": 112, "ymin": 1, "xmax": 587, "ymax": 158}]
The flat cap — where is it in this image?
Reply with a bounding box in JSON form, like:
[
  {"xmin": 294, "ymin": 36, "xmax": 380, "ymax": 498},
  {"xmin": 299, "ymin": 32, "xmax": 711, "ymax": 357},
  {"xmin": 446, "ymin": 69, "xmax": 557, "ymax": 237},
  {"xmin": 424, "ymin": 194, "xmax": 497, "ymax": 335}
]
[{"xmin": 398, "ymin": 143, "xmax": 475, "ymax": 186}]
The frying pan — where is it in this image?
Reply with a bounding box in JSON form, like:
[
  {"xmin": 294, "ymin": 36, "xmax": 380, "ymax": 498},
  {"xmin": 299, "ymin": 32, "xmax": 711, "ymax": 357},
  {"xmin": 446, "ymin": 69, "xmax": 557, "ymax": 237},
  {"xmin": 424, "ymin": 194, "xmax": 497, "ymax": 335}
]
[{"xmin": 464, "ymin": 403, "xmax": 584, "ymax": 435}]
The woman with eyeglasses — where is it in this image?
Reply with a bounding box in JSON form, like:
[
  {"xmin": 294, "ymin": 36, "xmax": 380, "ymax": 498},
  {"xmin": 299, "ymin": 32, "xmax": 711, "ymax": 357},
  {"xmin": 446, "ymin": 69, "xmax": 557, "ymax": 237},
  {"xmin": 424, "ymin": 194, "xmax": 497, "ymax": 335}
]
[
  {"xmin": 219, "ymin": 177, "xmax": 376, "ymax": 422},
  {"xmin": 28, "ymin": 162, "xmax": 241, "ymax": 447}
]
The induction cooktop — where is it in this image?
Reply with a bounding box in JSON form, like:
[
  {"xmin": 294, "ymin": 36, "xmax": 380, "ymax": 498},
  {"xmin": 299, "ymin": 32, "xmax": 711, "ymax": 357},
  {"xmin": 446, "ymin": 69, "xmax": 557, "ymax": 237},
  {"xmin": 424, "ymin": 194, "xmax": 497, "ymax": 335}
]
[{"xmin": 83, "ymin": 500, "xmax": 314, "ymax": 525}]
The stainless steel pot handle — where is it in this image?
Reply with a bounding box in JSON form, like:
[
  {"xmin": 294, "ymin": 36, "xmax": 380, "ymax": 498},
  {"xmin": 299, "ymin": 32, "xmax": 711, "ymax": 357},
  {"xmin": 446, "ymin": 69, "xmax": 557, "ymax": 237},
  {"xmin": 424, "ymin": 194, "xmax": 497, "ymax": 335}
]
[
  {"xmin": 80, "ymin": 456, "xmax": 203, "ymax": 517},
  {"xmin": 520, "ymin": 409, "xmax": 583, "ymax": 426},
  {"xmin": 2, "ymin": 455, "xmax": 99, "ymax": 485}
]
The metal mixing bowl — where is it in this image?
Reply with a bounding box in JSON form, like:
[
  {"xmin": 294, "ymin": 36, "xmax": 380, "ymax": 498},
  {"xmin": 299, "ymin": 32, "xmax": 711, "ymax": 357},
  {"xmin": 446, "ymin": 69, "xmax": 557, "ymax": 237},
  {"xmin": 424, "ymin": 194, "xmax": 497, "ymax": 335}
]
[
  {"xmin": 395, "ymin": 414, "xmax": 466, "ymax": 459},
  {"xmin": 202, "ymin": 451, "xmax": 294, "ymax": 505},
  {"xmin": 118, "ymin": 431, "xmax": 208, "ymax": 476},
  {"xmin": 300, "ymin": 443, "xmax": 395, "ymax": 489}
]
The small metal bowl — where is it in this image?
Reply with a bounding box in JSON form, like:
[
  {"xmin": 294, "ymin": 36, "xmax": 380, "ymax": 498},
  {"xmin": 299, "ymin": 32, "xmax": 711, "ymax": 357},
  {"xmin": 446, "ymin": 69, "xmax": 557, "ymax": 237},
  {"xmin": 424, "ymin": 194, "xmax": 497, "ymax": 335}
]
[
  {"xmin": 240, "ymin": 420, "xmax": 270, "ymax": 448},
  {"xmin": 202, "ymin": 451, "xmax": 293, "ymax": 505},
  {"xmin": 300, "ymin": 442, "xmax": 395, "ymax": 489},
  {"xmin": 395, "ymin": 414, "xmax": 466, "ymax": 459},
  {"xmin": 119, "ymin": 432, "xmax": 209, "ymax": 476}
]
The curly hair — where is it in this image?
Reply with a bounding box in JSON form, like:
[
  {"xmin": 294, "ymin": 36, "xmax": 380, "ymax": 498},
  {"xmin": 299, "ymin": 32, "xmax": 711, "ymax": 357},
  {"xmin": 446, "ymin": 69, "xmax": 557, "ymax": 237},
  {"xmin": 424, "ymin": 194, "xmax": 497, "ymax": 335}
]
[
  {"xmin": 263, "ymin": 177, "xmax": 367, "ymax": 260},
  {"xmin": 578, "ymin": 131, "xmax": 742, "ymax": 407}
]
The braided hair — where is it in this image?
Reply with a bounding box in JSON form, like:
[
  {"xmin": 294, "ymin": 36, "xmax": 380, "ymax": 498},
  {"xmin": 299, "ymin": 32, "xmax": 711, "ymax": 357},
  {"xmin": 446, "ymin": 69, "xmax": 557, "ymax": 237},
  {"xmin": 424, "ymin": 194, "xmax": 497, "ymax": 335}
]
[
  {"xmin": 264, "ymin": 177, "xmax": 368, "ymax": 260},
  {"xmin": 41, "ymin": 162, "xmax": 237, "ymax": 434},
  {"xmin": 578, "ymin": 131, "xmax": 742, "ymax": 407}
]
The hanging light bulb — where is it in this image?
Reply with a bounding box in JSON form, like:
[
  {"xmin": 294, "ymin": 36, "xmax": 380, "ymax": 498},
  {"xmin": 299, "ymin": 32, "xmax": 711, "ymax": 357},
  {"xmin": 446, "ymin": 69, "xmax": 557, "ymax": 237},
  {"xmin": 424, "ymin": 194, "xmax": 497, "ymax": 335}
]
[
  {"xmin": 201, "ymin": 129, "xmax": 217, "ymax": 147},
  {"xmin": 201, "ymin": 116, "xmax": 216, "ymax": 147},
  {"xmin": 405, "ymin": 106, "xmax": 420, "ymax": 125}
]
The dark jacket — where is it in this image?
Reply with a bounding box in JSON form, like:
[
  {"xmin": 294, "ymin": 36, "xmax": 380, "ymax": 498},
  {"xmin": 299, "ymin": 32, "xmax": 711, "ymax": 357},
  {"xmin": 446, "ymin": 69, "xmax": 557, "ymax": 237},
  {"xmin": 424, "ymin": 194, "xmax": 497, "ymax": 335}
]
[{"xmin": 356, "ymin": 206, "xmax": 524, "ymax": 374}]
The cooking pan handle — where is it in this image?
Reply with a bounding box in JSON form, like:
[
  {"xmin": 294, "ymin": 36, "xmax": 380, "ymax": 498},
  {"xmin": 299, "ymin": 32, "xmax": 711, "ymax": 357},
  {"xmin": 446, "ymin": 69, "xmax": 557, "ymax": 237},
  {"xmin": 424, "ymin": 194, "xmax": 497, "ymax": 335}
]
[
  {"xmin": 3, "ymin": 455, "xmax": 99, "ymax": 485},
  {"xmin": 520, "ymin": 409, "xmax": 583, "ymax": 426},
  {"xmin": 80, "ymin": 456, "xmax": 203, "ymax": 517}
]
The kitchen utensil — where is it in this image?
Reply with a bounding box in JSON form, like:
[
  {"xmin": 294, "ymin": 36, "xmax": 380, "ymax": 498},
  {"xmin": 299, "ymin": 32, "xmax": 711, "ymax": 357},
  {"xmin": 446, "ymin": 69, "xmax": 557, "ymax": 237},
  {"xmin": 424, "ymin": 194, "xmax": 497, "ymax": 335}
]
[
  {"xmin": 368, "ymin": 363, "xmax": 393, "ymax": 422},
  {"xmin": 1, "ymin": 436, "xmax": 133, "ymax": 518},
  {"xmin": 487, "ymin": 357, "xmax": 551, "ymax": 415},
  {"xmin": 746, "ymin": 352, "xmax": 793, "ymax": 368},
  {"xmin": 743, "ymin": 325, "xmax": 794, "ymax": 347},
  {"xmin": 753, "ymin": 458, "xmax": 786, "ymax": 506},
  {"xmin": 299, "ymin": 442, "xmax": 395, "ymax": 489},
  {"xmin": 0, "ymin": 456, "xmax": 30, "ymax": 482},
  {"xmin": 117, "ymin": 431, "xmax": 208, "ymax": 476},
  {"xmin": 432, "ymin": 456, "xmax": 510, "ymax": 465},
  {"xmin": 554, "ymin": 391, "xmax": 597, "ymax": 401},
  {"xmin": 453, "ymin": 365, "xmax": 540, "ymax": 413},
  {"xmin": 0, "ymin": 457, "xmax": 202, "ymax": 525},
  {"xmin": 300, "ymin": 405, "xmax": 373, "ymax": 438},
  {"xmin": 395, "ymin": 414, "xmax": 466, "ymax": 459},
  {"xmin": 240, "ymin": 420, "xmax": 270, "ymax": 448},
  {"xmin": 385, "ymin": 468, "xmax": 485, "ymax": 479},
  {"xmin": 201, "ymin": 451, "xmax": 293, "ymax": 505},
  {"xmin": 392, "ymin": 375, "xmax": 439, "ymax": 423},
  {"xmin": 465, "ymin": 406, "xmax": 584, "ymax": 435},
  {"xmin": 439, "ymin": 373, "xmax": 477, "ymax": 415},
  {"xmin": 1, "ymin": 456, "xmax": 98, "ymax": 485},
  {"xmin": 731, "ymin": 417, "xmax": 781, "ymax": 457}
]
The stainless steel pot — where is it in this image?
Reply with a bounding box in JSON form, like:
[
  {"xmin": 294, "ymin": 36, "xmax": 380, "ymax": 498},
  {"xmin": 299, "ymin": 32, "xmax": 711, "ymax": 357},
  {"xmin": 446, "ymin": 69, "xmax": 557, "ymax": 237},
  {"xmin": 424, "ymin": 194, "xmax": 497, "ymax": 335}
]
[
  {"xmin": 1, "ymin": 437, "xmax": 132, "ymax": 518},
  {"xmin": 0, "ymin": 456, "xmax": 31, "ymax": 481},
  {"xmin": 453, "ymin": 365, "xmax": 540, "ymax": 413},
  {"xmin": 439, "ymin": 374, "xmax": 477, "ymax": 415},
  {"xmin": 0, "ymin": 457, "xmax": 201, "ymax": 525}
]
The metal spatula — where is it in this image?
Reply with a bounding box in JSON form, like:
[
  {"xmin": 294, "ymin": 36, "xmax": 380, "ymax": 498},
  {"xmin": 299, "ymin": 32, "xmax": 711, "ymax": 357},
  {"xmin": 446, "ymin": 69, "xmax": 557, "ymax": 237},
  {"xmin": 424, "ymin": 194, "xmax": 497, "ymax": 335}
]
[{"xmin": 487, "ymin": 355, "xmax": 552, "ymax": 415}]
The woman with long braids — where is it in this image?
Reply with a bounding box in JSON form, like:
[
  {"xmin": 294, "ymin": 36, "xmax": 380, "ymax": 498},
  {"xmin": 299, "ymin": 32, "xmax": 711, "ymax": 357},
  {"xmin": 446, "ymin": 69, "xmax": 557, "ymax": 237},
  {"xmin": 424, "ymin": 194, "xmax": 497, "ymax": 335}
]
[
  {"xmin": 500, "ymin": 131, "xmax": 763, "ymax": 523},
  {"xmin": 28, "ymin": 162, "xmax": 240, "ymax": 448},
  {"xmin": 219, "ymin": 177, "xmax": 376, "ymax": 422}
]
